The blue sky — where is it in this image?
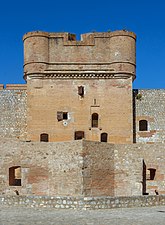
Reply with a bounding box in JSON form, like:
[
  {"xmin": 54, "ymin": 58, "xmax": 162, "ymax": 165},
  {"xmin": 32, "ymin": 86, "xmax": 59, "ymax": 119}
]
[{"xmin": 0, "ymin": 0, "xmax": 164, "ymax": 89}]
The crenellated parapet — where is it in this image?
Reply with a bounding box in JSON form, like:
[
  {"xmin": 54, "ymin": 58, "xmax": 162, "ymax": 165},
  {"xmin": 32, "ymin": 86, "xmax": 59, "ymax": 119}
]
[{"xmin": 23, "ymin": 30, "xmax": 136, "ymax": 81}]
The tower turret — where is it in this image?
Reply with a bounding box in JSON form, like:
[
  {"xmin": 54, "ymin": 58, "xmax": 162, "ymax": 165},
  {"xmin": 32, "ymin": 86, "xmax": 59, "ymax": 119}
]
[
  {"xmin": 23, "ymin": 31, "xmax": 49, "ymax": 80},
  {"xmin": 23, "ymin": 30, "xmax": 136, "ymax": 81}
]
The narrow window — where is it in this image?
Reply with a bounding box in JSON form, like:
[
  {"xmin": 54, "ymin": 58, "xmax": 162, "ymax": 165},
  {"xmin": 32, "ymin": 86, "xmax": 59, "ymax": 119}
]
[
  {"xmin": 139, "ymin": 120, "xmax": 148, "ymax": 131},
  {"xmin": 78, "ymin": 86, "xmax": 84, "ymax": 96},
  {"xmin": 75, "ymin": 131, "xmax": 85, "ymax": 140},
  {"xmin": 40, "ymin": 133, "xmax": 49, "ymax": 142},
  {"xmin": 92, "ymin": 113, "xmax": 98, "ymax": 128},
  {"xmin": 147, "ymin": 168, "xmax": 156, "ymax": 180},
  {"xmin": 9, "ymin": 166, "xmax": 21, "ymax": 186},
  {"xmin": 101, "ymin": 133, "xmax": 108, "ymax": 142}
]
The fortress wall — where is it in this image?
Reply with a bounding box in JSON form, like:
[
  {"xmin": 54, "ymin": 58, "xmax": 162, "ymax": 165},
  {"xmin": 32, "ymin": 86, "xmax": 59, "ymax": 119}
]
[
  {"xmin": 1, "ymin": 139, "xmax": 164, "ymax": 197},
  {"xmin": 113, "ymin": 144, "xmax": 142, "ymax": 196},
  {"xmin": 0, "ymin": 85, "xmax": 27, "ymax": 138},
  {"xmin": 114, "ymin": 143, "xmax": 165, "ymax": 195},
  {"xmin": 0, "ymin": 139, "xmax": 84, "ymax": 196},
  {"xmin": 82, "ymin": 141, "xmax": 115, "ymax": 196},
  {"xmin": 134, "ymin": 89, "xmax": 165, "ymax": 143},
  {"xmin": 80, "ymin": 141, "xmax": 142, "ymax": 197}
]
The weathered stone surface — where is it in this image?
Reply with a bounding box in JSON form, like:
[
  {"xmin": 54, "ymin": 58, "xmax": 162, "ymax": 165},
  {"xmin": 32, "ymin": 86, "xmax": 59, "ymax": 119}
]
[
  {"xmin": 0, "ymin": 195, "xmax": 165, "ymax": 210},
  {"xmin": 0, "ymin": 139, "xmax": 164, "ymax": 197},
  {"xmin": 0, "ymin": 86, "xmax": 27, "ymax": 138},
  {"xmin": 134, "ymin": 89, "xmax": 165, "ymax": 143}
]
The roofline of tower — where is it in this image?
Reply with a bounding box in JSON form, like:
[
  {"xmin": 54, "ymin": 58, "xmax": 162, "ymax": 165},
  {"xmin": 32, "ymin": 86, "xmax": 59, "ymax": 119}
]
[{"xmin": 23, "ymin": 30, "xmax": 136, "ymax": 43}]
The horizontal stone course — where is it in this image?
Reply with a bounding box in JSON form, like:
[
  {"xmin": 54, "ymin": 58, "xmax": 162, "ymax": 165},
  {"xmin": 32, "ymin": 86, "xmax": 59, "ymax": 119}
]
[{"xmin": 0, "ymin": 195, "xmax": 164, "ymax": 210}]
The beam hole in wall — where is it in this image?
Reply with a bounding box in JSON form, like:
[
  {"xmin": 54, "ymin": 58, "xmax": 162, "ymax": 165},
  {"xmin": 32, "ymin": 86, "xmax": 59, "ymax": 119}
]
[
  {"xmin": 139, "ymin": 120, "xmax": 148, "ymax": 131},
  {"xmin": 101, "ymin": 133, "xmax": 108, "ymax": 142},
  {"xmin": 91, "ymin": 113, "xmax": 99, "ymax": 128},
  {"xmin": 40, "ymin": 133, "xmax": 49, "ymax": 142},
  {"xmin": 9, "ymin": 166, "xmax": 21, "ymax": 186},
  {"xmin": 75, "ymin": 131, "xmax": 85, "ymax": 140}
]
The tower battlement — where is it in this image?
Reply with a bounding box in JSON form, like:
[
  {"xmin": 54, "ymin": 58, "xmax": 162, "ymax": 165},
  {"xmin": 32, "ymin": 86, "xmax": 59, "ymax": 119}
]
[
  {"xmin": 23, "ymin": 30, "xmax": 136, "ymax": 45},
  {"xmin": 23, "ymin": 30, "xmax": 136, "ymax": 80}
]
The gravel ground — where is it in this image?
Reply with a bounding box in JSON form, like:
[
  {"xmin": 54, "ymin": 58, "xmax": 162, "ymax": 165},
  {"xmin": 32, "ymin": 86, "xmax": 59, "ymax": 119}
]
[{"xmin": 0, "ymin": 205, "xmax": 165, "ymax": 225}]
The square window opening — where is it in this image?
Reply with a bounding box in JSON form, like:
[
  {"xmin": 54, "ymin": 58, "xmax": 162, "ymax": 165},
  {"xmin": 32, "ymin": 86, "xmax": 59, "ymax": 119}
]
[
  {"xmin": 9, "ymin": 166, "xmax": 21, "ymax": 186},
  {"xmin": 63, "ymin": 112, "xmax": 68, "ymax": 120}
]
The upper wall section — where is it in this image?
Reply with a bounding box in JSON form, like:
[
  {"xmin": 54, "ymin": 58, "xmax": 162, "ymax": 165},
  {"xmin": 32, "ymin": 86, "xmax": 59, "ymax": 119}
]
[
  {"xmin": 23, "ymin": 30, "xmax": 136, "ymax": 80},
  {"xmin": 0, "ymin": 84, "xmax": 27, "ymax": 139},
  {"xmin": 134, "ymin": 89, "xmax": 165, "ymax": 143}
]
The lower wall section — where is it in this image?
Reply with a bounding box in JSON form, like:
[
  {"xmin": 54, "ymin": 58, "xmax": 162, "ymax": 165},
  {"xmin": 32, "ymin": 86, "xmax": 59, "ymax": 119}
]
[
  {"xmin": 1, "ymin": 139, "xmax": 165, "ymax": 197},
  {"xmin": 0, "ymin": 195, "xmax": 165, "ymax": 210}
]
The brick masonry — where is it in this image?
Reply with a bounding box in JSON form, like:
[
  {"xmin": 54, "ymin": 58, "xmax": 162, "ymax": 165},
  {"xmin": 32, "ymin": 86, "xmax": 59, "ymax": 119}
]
[
  {"xmin": 1, "ymin": 85, "xmax": 165, "ymax": 144},
  {"xmin": 0, "ymin": 139, "xmax": 164, "ymax": 197}
]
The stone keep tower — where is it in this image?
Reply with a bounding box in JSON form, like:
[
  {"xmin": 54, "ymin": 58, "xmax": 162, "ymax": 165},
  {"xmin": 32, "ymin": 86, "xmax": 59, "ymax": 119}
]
[{"xmin": 23, "ymin": 30, "xmax": 136, "ymax": 143}]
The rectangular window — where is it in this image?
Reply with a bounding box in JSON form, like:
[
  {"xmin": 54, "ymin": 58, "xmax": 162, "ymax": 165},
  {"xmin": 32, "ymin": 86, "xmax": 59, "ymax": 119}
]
[
  {"xmin": 57, "ymin": 111, "xmax": 68, "ymax": 121},
  {"xmin": 9, "ymin": 166, "xmax": 21, "ymax": 186},
  {"xmin": 63, "ymin": 112, "xmax": 68, "ymax": 120}
]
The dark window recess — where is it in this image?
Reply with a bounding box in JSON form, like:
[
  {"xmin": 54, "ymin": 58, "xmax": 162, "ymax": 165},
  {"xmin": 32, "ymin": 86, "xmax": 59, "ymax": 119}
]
[
  {"xmin": 139, "ymin": 120, "xmax": 148, "ymax": 131},
  {"xmin": 147, "ymin": 168, "xmax": 156, "ymax": 180},
  {"xmin": 78, "ymin": 86, "xmax": 84, "ymax": 96},
  {"xmin": 92, "ymin": 113, "xmax": 99, "ymax": 128},
  {"xmin": 101, "ymin": 133, "xmax": 108, "ymax": 142},
  {"xmin": 63, "ymin": 112, "xmax": 68, "ymax": 120},
  {"xmin": 9, "ymin": 166, "xmax": 21, "ymax": 186},
  {"xmin": 75, "ymin": 131, "xmax": 85, "ymax": 140},
  {"xmin": 40, "ymin": 133, "xmax": 49, "ymax": 142},
  {"xmin": 57, "ymin": 111, "xmax": 68, "ymax": 121}
]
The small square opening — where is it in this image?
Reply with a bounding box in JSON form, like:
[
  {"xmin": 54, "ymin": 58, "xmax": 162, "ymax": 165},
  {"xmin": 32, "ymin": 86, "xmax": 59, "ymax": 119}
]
[{"xmin": 63, "ymin": 112, "xmax": 68, "ymax": 120}]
